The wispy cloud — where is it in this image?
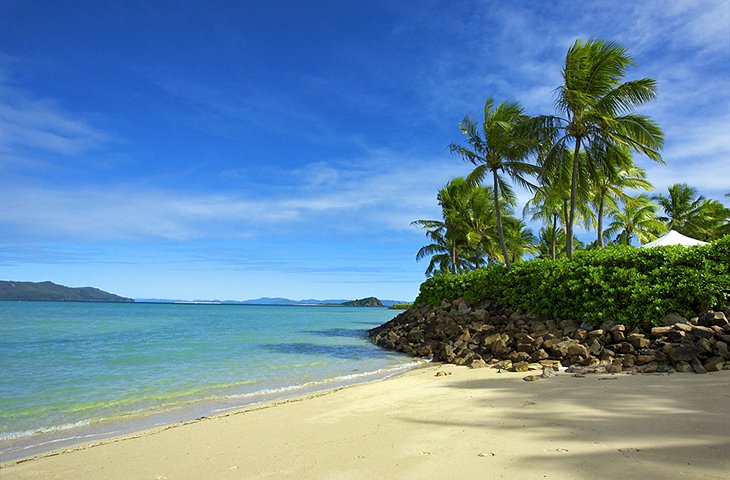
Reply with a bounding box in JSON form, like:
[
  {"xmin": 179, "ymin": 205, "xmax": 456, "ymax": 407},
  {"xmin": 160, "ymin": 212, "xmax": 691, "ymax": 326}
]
[
  {"xmin": 0, "ymin": 150, "xmax": 467, "ymax": 241},
  {"xmin": 0, "ymin": 79, "xmax": 112, "ymax": 168}
]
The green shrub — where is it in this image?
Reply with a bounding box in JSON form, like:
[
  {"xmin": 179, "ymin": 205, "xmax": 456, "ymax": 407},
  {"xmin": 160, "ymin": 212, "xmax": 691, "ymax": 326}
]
[{"xmin": 414, "ymin": 235, "xmax": 730, "ymax": 327}]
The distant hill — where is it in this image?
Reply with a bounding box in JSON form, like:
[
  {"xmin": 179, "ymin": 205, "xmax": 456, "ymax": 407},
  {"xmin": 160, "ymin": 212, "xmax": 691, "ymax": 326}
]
[
  {"xmin": 340, "ymin": 297, "xmax": 384, "ymax": 307},
  {"xmin": 135, "ymin": 297, "xmax": 408, "ymax": 307},
  {"xmin": 0, "ymin": 281, "xmax": 134, "ymax": 302}
]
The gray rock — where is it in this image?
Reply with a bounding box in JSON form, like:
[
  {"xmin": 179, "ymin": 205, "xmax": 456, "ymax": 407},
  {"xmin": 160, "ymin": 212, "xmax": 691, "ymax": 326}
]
[
  {"xmin": 661, "ymin": 313, "xmax": 688, "ymax": 326},
  {"xmin": 703, "ymin": 356, "xmax": 725, "ymax": 372}
]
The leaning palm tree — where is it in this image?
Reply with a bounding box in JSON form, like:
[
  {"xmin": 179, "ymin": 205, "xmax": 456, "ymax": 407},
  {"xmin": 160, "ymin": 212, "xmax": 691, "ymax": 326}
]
[
  {"xmin": 450, "ymin": 98, "xmax": 537, "ymax": 270},
  {"xmin": 532, "ymin": 38, "xmax": 664, "ymax": 257},
  {"xmin": 604, "ymin": 194, "xmax": 666, "ymax": 245}
]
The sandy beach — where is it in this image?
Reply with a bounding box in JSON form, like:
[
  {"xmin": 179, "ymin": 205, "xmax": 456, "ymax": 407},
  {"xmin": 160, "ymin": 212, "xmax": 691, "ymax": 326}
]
[{"xmin": 2, "ymin": 364, "xmax": 729, "ymax": 480}]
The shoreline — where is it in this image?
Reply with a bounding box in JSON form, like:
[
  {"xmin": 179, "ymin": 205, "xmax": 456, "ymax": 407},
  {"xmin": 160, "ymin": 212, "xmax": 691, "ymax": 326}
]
[
  {"xmin": 0, "ymin": 359, "xmax": 425, "ymax": 463},
  {"xmin": 3, "ymin": 365, "xmax": 729, "ymax": 479}
]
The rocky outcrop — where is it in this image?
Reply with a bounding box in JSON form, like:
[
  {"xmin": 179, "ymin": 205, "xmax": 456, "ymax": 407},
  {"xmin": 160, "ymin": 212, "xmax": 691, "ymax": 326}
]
[{"xmin": 369, "ymin": 299, "xmax": 730, "ymax": 374}]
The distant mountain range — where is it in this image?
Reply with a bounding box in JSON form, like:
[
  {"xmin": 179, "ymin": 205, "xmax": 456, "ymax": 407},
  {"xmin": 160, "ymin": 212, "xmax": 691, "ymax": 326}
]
[
  {"xmin": 0, "ymin": 281, "xmax": 133, "ymax": 302},
  {"xmin": 136, "ymin": 296, "xmax": 405, "ymax": 307},
  {"xmin": 0, "ymin": 280, "xmax": 407, "ymax": 306}
]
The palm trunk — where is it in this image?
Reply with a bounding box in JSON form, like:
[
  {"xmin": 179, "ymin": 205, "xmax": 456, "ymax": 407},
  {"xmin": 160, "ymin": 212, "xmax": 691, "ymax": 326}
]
[
  {"xmin": 567, "ymin": 137, "xmax": 582, "ymax": 258},
  {"xmin": 493, "ymin": 170, "xmax": 511, "ymax": 270},
  {"xmin": 551, "ymin": 212, "xmax": 557, "ymax": 260},
  {"xmin": 451, "ymin": 241, "xmax": 457, "ymax": 274},
  {"xmin": 597, "ymin": 190, "xmax": 605, "ymax": 248}
]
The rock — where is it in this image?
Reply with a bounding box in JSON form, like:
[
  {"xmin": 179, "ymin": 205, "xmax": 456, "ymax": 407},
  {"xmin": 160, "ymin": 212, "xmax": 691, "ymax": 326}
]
[
  {"xmin": 664, "ymin": 341, "xmax": 703, "ymax": 362},
  {"xmin": 691, "ymin": 358, "xmax": 707, "ymax": 374},
  {"xmin": 628, "ymin": 334, "xmax": 650, "ymax": 349},
  {"xmin": 530, "ymin": 348, "xmax": 550, "ymax": 361},
  {"xmin": 690, "ymin": 325, "xmax": 716, "ymax": 339},
  {"xmin": 662, "ymin": 313, "xmax": 688, "ymax": 326},
  {"xmin": 614, "ymin": 342, "xmax": 635, "ymax": 354},
  {"xmin": 703, "ymin": 356, "xmax": 725, "ymax": 372},
  {"xmin": 635, "ymin": 354, "xmax": 657, "ymax": 365},
  {"xmin": 610, "ymin": 325, "xmax": 626, "ymax": 342},
  {"xmin": 700, "ymin": 311, "xmax": 728, "ymax": 328},
  {"xmin": 541, "ymin": 366, "xmax": 557, "ymax": 378},
  {"xmin": 608, "ymin": 359, "xmax": 623, "ymax": 374},
  {"xmin": 523, "ymin": 375, "xmax": 540, "ymax": 382},
  {"xmin": 642, "ymin": 362, "xmax": 659, "ymax": 373},
  {"xmin": 651, "ymin": 326, "xmax": 673, "ymax": 336},
  {"xmin": 457, "ymin": 301, "xmax": 472, "ymax": 315},
  {"xmin": 468, "ymin": 357, "xmax": 489, "ymax": 369},
  {"xmin": 574, "ymin": 329, "xmax": 589, "ymax": 342},
  {"xmin": 589, "ymin": 339, "xmax": 603, "ymax": 356},
  {"xmin": 512, "ymin": 361, "xmax": 530, "ymax": 372},
  {"xmin": 435, "ymin": 371, "xmax": 451, "ymax": 377},
  {"xmin": 716, "ymin": 341, "xmax": 729, "ymax": 359},
  {"xmin": 567, "ymin": 343, "xmax": 591, "ymax": 358},
  {"xmin": 674, "ymin": 323, "xmax": 693, "ymax": 333},
  {"xmin": 697, "ymin": 337, "xmax": 714, "ymax": 354},
  {"xmin": 674, "ymin": 360, "xmax": 692, "ymax": 372}
]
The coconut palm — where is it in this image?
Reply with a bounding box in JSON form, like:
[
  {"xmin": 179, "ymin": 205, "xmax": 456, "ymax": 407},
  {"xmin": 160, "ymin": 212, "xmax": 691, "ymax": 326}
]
[
  {"xmin": 604, "ymin": 194, "xmax": 666, "ymax": 245},
  {"xmin": 412, "ymin": 178, "xmax": 500, "ymax": 275},
  {"xmin": 450, "ymin": 98, "xmax": 537, "ymax": 269},
  {"xmin": 587, "ymin": 145, "xmax": 653, "ymax": 247},
  {"xmin": 411, "ymin": 219, "xmax": 466, "ymax": 276},
  {"xmin": 652, "ymin": 183, "xmax": 730, "ymax": 240},
  {"xmin": 532, "ymin": 38, "xmax": 664, "ymax": 257}
]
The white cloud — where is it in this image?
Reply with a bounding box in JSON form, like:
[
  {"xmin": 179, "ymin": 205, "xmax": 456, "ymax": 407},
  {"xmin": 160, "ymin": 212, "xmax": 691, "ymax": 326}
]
[{"xmin": 0, "ymin": 83, "xmax": 111, "ymax": 160}]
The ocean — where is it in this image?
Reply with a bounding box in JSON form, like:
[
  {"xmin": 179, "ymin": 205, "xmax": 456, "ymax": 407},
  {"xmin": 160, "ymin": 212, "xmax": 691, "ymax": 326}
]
[{"xmin": 0, "ymin": 301, "xmax": 417, "ymax": 461}]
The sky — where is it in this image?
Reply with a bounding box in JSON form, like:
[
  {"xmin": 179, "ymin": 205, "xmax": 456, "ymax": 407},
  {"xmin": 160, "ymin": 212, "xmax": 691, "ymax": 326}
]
[{"xmin": 1, "ymin": 0, "xmax": 729, "ymax": 301}]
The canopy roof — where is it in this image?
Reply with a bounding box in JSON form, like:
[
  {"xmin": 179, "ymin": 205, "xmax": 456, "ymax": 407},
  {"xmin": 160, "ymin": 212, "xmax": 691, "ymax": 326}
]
[{"xmin": 641, "ymin": 230, "xmax": 709, "ymax": 248}]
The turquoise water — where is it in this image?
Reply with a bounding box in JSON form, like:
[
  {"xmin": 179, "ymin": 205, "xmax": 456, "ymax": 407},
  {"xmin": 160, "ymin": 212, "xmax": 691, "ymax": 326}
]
[{"xmin": 0, "ymin": 302, "xmax": 415, "ymax": 460}]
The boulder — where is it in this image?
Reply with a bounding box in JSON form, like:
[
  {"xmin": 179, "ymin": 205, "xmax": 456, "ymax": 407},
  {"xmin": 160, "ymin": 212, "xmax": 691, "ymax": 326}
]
[
  {"xmin": 703, "ymin": 356, "xmax": 725, "ymax": 372},
  {"xmin": 512, "ymin": 361, "xmax": 530, "ymax": 373},
  {"xmin": 662, "ymin": 313, "xmax": 688, "ymax": 326},
  {"xmin": 700, "ymin": 311, "xmax": 728, "ymax": 328}
]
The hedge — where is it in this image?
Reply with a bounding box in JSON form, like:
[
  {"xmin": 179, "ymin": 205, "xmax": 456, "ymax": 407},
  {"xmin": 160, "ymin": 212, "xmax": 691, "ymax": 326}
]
[{"xmin": 415, "ymin": 235, "xmax": 730, "ymax": 327}]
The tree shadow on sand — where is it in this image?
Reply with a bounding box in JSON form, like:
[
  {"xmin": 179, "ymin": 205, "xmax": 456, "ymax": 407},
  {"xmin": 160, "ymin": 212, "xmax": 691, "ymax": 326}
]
[{"xmin": 399, "ymin": 373, "xmax": 730, "ymax": 479}]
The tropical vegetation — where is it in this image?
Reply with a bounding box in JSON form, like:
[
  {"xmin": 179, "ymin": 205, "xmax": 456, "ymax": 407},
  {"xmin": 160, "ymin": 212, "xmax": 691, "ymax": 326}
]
[
  {"xmin": 413, "ymin": 37, "xmax": 729, "ymax": 278},
  {"xmin": 415, "ymin": 236, "xmax": 730, "ymax": 327}
]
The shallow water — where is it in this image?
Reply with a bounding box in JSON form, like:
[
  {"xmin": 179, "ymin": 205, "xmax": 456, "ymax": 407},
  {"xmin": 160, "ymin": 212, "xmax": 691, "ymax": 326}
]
[{"xmin": 0, "ymin": 302, "xmax": 415, "ymax": 460}]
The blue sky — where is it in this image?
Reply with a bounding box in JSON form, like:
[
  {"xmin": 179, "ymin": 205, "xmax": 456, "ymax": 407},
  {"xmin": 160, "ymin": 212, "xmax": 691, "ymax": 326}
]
[{"xmin": 1, "ymin": 0, "xmax": 728, "ymax": 301}]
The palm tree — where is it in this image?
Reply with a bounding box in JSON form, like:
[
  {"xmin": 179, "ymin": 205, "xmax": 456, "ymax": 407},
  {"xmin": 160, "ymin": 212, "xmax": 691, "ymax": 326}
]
[
  {"xmin": 588, "ymin": 145, "xmax": 652, "ymax": 247},
  {"xmin": 653, "ymin": 183, "xmax": 704, "ymax": 233},
  {"xmin": 412, "ymin": 178, "xmax": 500, "ymax": 275},
  {"xmin": 450, "ymin": 98, "xmax": 537, "ymax": 269},
  {"xmin": 651, "ymin": 183, "xmax": 730, "ymax": 240},
  {"xmin": 604, "ymin": 194, "xmax": 666, "ymax": 245},
  {"xmin": 411, "ymin": 219, "xmax": 463, "ymax": 276},
  {"xmin": 532, "ymin": 38, "xmax": 664, "ymax": 257}
]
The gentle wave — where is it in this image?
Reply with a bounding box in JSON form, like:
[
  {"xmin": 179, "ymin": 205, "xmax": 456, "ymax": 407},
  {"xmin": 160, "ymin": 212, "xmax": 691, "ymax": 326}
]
[
  {"xmin": 217, "ymin": 360, "xmax": 426, "ymax": 404},
  {"xmin": 0, "ymin": 419, "xmax": 92, "ymax": 442}
]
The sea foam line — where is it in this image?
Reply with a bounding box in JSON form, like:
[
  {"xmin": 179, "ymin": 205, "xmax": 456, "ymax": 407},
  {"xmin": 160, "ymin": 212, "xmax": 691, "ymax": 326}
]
[{"xmin": 0, "ymin": 419, "xmax": 93, "ymax": 442}]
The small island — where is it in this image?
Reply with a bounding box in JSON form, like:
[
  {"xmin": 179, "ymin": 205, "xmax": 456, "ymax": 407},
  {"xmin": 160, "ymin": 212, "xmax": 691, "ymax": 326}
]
[
  {"xmin": 0, "ymin": 281, "xmax": 134, "ymax": 303},
  {"xmin": 339, "ymin": 297, "xmax": 384, "ymax": 307}
]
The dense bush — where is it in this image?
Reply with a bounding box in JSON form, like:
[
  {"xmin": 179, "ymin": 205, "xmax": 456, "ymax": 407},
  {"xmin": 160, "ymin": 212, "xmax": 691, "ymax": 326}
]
[{"xmin": 415, "ymin": 235, "xmax": 730, "ymax": 327}]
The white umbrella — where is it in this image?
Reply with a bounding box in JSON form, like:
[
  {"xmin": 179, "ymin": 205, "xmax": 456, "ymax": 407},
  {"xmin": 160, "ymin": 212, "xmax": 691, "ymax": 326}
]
[{"xmin": 641, "ymin": 230, "xmax": 709, "ymax": 248}]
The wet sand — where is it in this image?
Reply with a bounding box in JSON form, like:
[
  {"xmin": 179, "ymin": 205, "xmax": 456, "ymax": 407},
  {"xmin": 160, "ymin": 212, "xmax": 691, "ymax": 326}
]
[{"xmin": 3, "ymin": 364, "xmax": 729, "ymax": 479}]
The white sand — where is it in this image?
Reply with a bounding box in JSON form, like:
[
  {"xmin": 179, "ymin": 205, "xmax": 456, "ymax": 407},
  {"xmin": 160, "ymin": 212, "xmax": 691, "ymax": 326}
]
[{"xmin": 3, "ymin": 364, "xmax": 729, "ymax": 479}]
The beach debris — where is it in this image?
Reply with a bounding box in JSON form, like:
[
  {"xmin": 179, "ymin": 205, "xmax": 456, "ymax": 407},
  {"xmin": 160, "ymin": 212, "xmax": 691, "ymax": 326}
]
[
  {"xmin": 435, "ymin": 371, "xmax": 451, "ymax": 377},
  {"xmin": 477, "ymin": 451, "xmax": 496, "ymax": 457},
  {"xmin": 618, "ymin": 448, "xmax": 641, "ymax": 453}
]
